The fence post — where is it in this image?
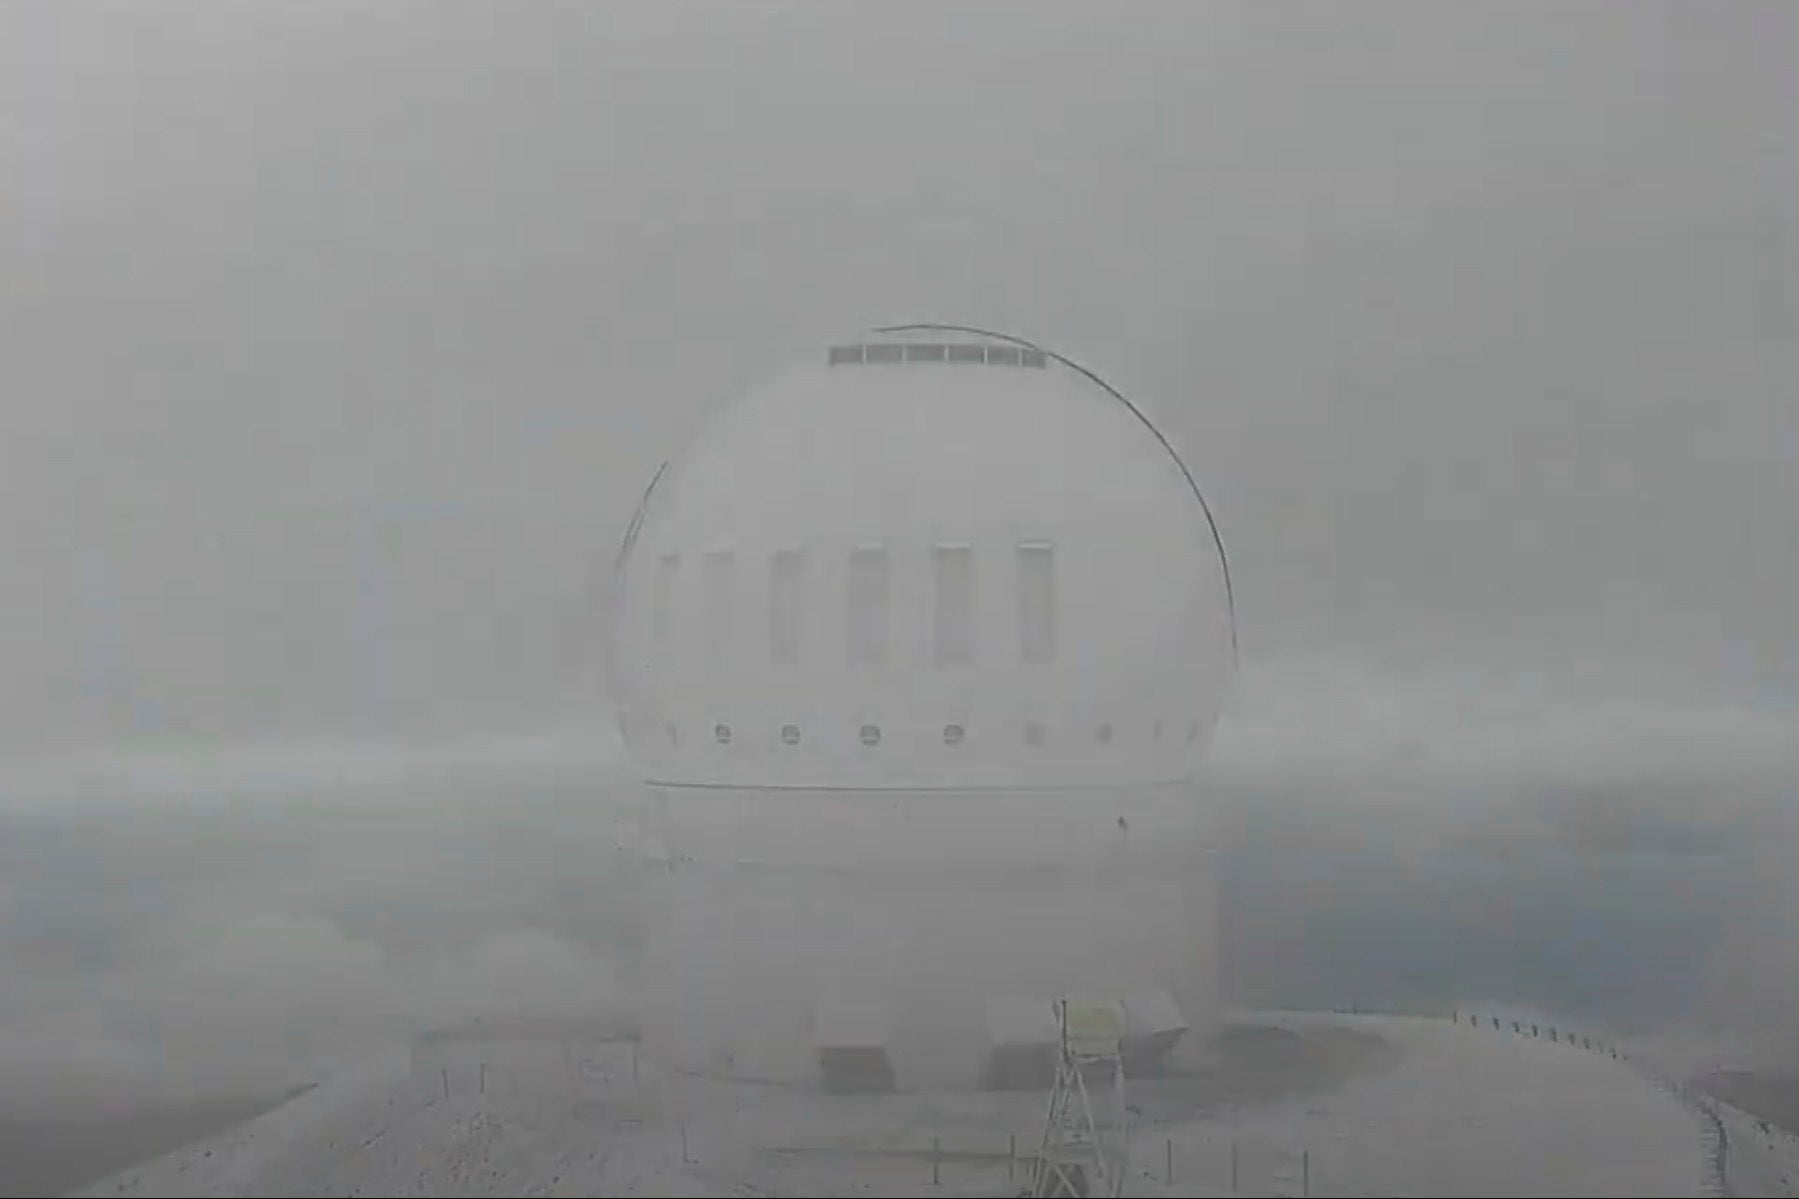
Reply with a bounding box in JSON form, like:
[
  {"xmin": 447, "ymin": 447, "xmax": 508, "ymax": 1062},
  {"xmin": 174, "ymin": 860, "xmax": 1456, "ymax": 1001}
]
[
  {"xmin": 441, "ymin": 1068, "xmax": 449, "ymax": 1099},
  {"xmin": 1231, "ymin": 1139, "xmax": 1239, "ymax": 1191},
  {"xmin": 1166, "ymin": 1137, "xmax": 1174, "ymax": 1183},
  {"xmin": 1303, "ymin": 1148, "xmax": 1310, "ymax": 1196},
  {"xmin": 932, "ymin": 1136, "xmax": 940, "ymax": 1186},
  {"xmin": 681, "ymin": 1123, "xmax": 689, "ymax": 1164},
  {"xmin": 479, "ymin": 1062, "xmax": 486, "ymax": 1095}
]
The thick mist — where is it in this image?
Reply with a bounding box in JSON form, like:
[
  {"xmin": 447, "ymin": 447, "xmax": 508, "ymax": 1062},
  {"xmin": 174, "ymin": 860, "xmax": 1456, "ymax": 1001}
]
[
  {"xmin": 1, "ymin": 0, "xmax": 1797, "ymax": 1190},
  {"xmin": 2, "ymin": 1, "xmax": 1794, "ymax": 747}
]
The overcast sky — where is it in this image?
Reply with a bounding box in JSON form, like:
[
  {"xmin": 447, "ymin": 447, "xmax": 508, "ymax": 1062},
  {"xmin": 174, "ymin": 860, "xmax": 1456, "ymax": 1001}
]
[{"xmin": 2, "ymin": 1, "xmax": 1794, "ymax": 771}]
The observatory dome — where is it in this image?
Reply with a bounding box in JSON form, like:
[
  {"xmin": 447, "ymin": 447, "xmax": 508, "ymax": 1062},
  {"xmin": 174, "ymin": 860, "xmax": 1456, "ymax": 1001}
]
[{"xmin": 609, "ymin": 326, "xmax": 1235, "ymax": 790}]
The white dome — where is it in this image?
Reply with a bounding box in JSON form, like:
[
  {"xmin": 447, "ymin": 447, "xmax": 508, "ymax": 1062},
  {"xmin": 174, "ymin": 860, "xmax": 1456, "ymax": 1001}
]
[{"xmin": 609, "ymin": 326, "xmax": 1235, "ymax": 790}]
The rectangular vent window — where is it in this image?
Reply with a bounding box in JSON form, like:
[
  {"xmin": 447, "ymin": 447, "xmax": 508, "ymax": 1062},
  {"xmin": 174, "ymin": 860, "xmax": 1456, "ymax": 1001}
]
[
  {"xmin": 826, "ymin": 343, "xmax": 1048, "ymax": 368},
  {"xmin": 933, "ymin": 544, "xmax": 976, "ymax": 666},
  {"xmin": 769, "ymin": 549, "xmax": 805, "ymax": 666},
  {"xmin": 1017, "ymin": 542, "xmax": 1057, "ymax": 665},
  {"xmin": 845, "ymin": 545, "xmax": 891, "ymax": 666},
  {"xmin": 652, "ymin": 553, "xmax": 680, "ymax": 646},
  {"xmin": 702, "ymin": 550, "xmax": 736, "ymax": 668}
]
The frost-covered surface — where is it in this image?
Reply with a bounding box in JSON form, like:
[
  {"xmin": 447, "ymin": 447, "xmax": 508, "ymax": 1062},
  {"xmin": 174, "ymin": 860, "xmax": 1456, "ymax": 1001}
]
[
  {"xmin": 1604, "ymin": 1023, "xmax": 1799, "ymax": 1197},
  {"xmin": 80, "ymin": 1012, "xmax": 1717, "ymax": 1198},
  {"xmin": 1163, "ymin": 1012, "xmax": 1708, "ymax": 1197},
  {"xmin": 1714, "ymin": 1098, "xmax": 1799, "ymax": 1197},
  {"xmin": 76, "ymin": 1037, "xmax": 725, "ymax": 1198}
]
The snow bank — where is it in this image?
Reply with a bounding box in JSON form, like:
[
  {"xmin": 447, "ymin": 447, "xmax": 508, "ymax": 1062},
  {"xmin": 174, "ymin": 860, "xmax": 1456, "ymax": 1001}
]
[{"xmin": 1709, "ymin": 1097, "xmax": 1799, "ymax": 1197}]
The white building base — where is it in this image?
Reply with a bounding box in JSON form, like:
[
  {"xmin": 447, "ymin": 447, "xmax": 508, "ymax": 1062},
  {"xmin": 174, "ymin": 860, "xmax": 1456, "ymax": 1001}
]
[{"xmin": 630, "ymin": 784, "xmax": 1218, "ymax": 1089}]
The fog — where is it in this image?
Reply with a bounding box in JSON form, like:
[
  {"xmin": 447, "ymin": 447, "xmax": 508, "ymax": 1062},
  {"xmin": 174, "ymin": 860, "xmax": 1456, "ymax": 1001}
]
[
  {"xmin": 5, "ymin": 1, "xmax": 1795, "ymax": 747},
  {"xmin": 1, "ymin": 0, "xmax": 1797, "ymax": 1190}
]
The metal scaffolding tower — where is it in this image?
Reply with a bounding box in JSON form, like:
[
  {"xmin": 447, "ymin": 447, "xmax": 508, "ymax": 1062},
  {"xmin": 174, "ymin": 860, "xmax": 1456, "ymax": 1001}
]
[{"xmin": 1031, "ymin": 999, "xmax": 1129, "ymax": 1198}]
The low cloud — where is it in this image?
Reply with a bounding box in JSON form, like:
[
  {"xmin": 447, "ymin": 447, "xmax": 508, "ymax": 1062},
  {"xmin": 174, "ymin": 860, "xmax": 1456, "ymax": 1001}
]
[
  {"xmin": 0, "ymin": 726, "xmax": 625, "ymax": 808},
  {"xmin": 1212, "ymin": 653, "xmax": 1799, "ymax": 791},
  {"xmin": 1, "ymin": 913, "xmax": 631, "ymax": 1116}
]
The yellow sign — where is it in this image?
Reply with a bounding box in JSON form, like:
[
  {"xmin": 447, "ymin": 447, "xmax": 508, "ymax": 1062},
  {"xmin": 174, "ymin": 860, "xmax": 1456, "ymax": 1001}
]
[{"xmin": 1061, "ymin": 999, "xmax": 1124, "ymax": 1055}]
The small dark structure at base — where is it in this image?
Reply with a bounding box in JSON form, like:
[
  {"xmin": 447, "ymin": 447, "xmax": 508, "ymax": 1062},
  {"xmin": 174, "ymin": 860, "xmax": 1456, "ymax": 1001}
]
[
  {"xmin": 813, "ymin": 996, "xmax": 897, "ymax": 1094},
  {"xmin": 984, "ymin": 997, "xmax": 1062, "ymax": 1090},
  {"xmin": 816, "ymin": 1045, "xmax": 898, "ymax": 1094}
]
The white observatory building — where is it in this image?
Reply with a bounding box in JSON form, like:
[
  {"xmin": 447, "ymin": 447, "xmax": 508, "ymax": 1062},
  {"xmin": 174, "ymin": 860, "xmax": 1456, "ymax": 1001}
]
[{"xmin": 609, "ymin": 325, "xmax": 1235, "ymax": 1089}]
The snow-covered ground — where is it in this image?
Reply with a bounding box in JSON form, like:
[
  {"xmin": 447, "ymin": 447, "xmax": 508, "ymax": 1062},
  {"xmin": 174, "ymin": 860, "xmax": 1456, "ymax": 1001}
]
[
  {"xmin": 1715, "ymin": 1097, "xmax": 1799, "ymax": 1197},
  {"xmin": 78, "ymin": 1011, "xmax": 1749, "ymax": 1198},
  {"xmin": 1161, "ymin": 1012, "xmax": 1708, "ymax": 1197}
]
